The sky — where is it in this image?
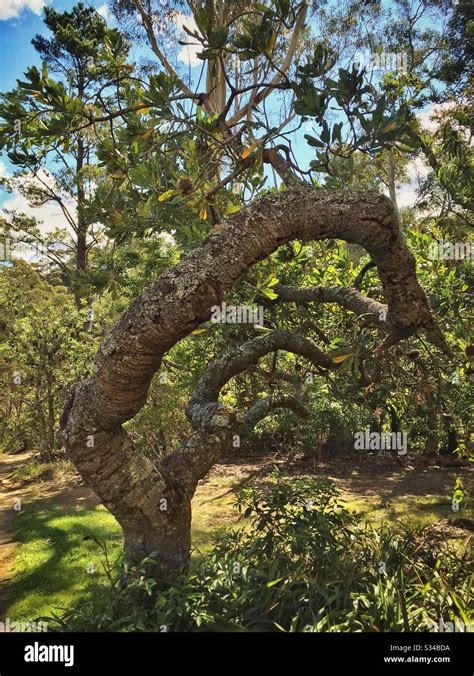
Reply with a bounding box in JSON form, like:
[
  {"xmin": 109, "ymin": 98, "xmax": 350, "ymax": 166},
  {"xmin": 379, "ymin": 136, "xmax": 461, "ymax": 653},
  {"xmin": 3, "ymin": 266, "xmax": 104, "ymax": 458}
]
[
  {"xmin": 0, "ymin": 0, "xmax": 436, "ymax": 241},
  {"xmin": 0, "ymin": 0, "xmax": 112, "ymax": 234}
]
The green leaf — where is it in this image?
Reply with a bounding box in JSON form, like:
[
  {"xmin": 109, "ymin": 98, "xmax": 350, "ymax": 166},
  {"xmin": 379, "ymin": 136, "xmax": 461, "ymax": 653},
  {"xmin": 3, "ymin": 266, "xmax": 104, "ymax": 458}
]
[
  {"xmin": 332, "ymin": 353, "xmax": 353, "ymax": 364},
  {"xmin": 158, "ymin": 189, "xmax": 175, "ymax": 202},
  {"xmin": 260, "ymin": 288, "xmax": 278, "ymax": 300},
  {"xmin": 304, "ymin": 134, "xmax": 325, "ymax": 148}
]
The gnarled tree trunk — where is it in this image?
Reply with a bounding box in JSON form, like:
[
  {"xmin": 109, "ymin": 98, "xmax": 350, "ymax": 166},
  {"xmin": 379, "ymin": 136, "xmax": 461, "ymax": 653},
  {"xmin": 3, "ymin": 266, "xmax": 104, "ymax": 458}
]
[{"xmin": 61, "ymin": 186, "xmax": 448, "ymax": 577}]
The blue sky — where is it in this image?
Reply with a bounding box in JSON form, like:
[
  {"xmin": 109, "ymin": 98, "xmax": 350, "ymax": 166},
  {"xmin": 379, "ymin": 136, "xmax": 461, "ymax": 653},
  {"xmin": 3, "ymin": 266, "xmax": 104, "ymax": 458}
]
[
  {"xmin": 0, "ymin": 2, "xmax": 112, "ymax": 90},
  {"xmin": 0, "ymin": 0, "xmax": 440, "ymax": 234},
  {"xmin": 0, "ymin": 1, "xmax": 118, "ymax": 217}
]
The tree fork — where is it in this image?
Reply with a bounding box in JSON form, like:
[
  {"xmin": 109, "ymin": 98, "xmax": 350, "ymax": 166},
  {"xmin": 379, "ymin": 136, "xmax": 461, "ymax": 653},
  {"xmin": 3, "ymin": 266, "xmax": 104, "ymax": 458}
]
[{"xmin": 61, "ymin": 185, "xmax": 449, "ymax": 576}]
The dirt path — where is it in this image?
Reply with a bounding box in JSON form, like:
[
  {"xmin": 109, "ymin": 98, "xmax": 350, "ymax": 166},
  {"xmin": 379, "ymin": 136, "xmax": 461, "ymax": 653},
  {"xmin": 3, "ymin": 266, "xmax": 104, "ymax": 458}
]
[{"xmin": 0, "ymin": 451, "xmax": 34, "ymax": 616}]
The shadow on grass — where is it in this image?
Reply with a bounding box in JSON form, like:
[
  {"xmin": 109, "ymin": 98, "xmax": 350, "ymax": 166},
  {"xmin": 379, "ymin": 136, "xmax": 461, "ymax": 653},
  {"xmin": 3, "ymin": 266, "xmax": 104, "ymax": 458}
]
[
  {"xmin": 7, "ymin": 494, "xmax": 122, "ymax": 621},
  {"xmin": 7, "ymin": 488, "xmax": 239, "ymax": 622}
]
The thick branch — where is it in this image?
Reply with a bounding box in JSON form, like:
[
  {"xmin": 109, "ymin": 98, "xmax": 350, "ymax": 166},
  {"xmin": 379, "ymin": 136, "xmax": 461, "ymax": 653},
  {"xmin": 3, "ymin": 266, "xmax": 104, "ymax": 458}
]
[
  {"xmin": 274, "ymin": 284, "xmax": 388, "ymax": 328},
  {"xmin": 186, "ymin": 330, "xmax": 333, "ymax": 429},
  {"xmin": 64, "ymin": 186, "xmax": 447, "ymax": 440},
  {"xmin": 262, "ymin": 146, "xmax": 303, "ymax": 187},
  {"xmin": 62, "ymin": 185, "xmax": 448, "ymax": 548},
  {"xmin": 166, "ymin": 330, "xmax": 321, "ymax": 485},
  {"xmin": 241, "ymin": 394, "xmax": 309, "ymax": 436}
]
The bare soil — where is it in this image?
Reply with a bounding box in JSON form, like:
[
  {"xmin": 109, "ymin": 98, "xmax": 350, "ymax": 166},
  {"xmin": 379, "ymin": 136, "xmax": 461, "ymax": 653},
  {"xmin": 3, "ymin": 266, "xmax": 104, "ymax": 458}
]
[{"xmin": 0, "ymin": 452, "xmax": 34, "ymax": 615}]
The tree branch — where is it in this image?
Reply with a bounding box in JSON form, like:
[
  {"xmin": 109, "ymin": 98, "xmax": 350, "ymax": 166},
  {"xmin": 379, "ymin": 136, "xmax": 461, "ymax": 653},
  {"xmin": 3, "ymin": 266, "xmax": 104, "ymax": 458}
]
[
  {"xmin": 227, "ymin": 1, "xmax": 309, "ymax": 127},
  {"xmin": 274, "ymin": 284, "xmax": 388, "ymax": 328},
  {"xmin": 134, "ymin": 0, "xmax": 211, "ymax": 112}
]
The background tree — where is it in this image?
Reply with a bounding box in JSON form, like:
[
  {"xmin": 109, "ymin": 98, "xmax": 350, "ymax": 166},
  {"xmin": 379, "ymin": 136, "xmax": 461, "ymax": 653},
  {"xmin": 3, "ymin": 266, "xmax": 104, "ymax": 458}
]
[
  {"xmin": 0, "ymin": 260, "xmax": 98, "ymax": 459},
  {"xmin": 0, "ymin": 3, "xmax": 132, "ymax": 303}
]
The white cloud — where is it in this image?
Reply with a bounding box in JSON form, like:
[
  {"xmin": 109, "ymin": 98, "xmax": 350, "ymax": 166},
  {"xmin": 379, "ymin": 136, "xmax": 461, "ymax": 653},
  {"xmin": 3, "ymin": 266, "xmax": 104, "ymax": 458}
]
[
  {"xmin": 396, "ymin": 156, "xmax": 430, "ymax": 209},
  {"xmin": 416, "ymin": 102, "xmax": 456, "ymax": 133},
  {"xmin": 2, "ymin": 191, "xmax": 75, "ymax": 234},
  {"xmin": 392, "ymin": 104, "xmax": 453, "ymax": 209},
  {"xmin": 173, "ymin": 12, "xmax": 202, "ymax": 67},
  {"xmin": 0, "ymin": 0, "xmax": 46, "ymax": 21},
  {"xmin": 396, "ymin": 102, "xmax": 467, "ymax": 208},
  {"xmin": 396, "ymin": 185, "xmax": 418, "ymax": 209},
  {"xmin": 96, "ymin": 3, "xmax": 109, "ymax": 20},
  {"xmin": 1, "ymin": 169, "xmax": 76, "ymax": 236}
]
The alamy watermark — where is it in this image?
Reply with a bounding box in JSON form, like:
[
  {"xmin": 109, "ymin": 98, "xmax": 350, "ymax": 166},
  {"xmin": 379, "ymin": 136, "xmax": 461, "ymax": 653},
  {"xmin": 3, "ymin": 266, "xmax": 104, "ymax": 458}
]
[
  {"xmin": 0, "ymin": 617, "xmax": 48, "ymax": 632},
  {"xmin": 210, "ymin": 302, "xmax": 264, "ymax": 326},
  {"xmin": 428, "ymin": 240, "xmax": 473, "ymax": 261},
  {"xmin": 354, "ymin": 50, "xmax": 408, "ymax": 74},
  {"xmin": 0, "ymin": 236, "xmax": 70, "ymax": 265},
  {"xmin": 0, "ymin": 236, "xmax": 48, "ymax": 263},
  {"xmin": 24, "ymin": 642, "xmax": 74, "ymax": 668},
  {"xmin": 427, "ymin": 618, "xmax": 474, "ymax": 633},
  {"xmin": 354, "ymin": 428, "xmax": 408, "ymax": 455}
]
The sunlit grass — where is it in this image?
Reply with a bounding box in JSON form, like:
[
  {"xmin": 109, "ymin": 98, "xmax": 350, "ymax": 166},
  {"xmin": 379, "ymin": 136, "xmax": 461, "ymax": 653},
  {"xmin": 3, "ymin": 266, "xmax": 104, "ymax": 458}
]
[
  {"xmin": 344, "ymin": 494, "xmax": 457, "ymax": 527},
  {"xmin": 7, "ymin": 499, "xmax": 122, "ymax": 622},
  {"xmin": 7, "ymin": 480, "xmax": 238, "ymax": 621},
  {"xmin": 6, "ymin": 467, "xmax": 471, "ymax": 622}
]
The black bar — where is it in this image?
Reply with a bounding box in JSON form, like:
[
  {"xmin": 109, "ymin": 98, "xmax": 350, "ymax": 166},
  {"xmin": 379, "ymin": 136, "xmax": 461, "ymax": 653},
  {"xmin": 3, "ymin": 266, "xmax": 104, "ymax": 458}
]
[{"xmin": 0, "ymin": 632, "xmax": 471, "ymax": 675}]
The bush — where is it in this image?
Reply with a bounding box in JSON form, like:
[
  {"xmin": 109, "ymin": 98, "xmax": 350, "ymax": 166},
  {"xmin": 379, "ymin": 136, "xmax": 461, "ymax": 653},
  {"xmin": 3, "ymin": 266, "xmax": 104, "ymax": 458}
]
[
  {"xmin": 49, "ymin": 471, "xmax": 473, "ymax": 632},
  {"xmin": 0, "ymin": 261, "xmax": 98, "ymax": 459}
]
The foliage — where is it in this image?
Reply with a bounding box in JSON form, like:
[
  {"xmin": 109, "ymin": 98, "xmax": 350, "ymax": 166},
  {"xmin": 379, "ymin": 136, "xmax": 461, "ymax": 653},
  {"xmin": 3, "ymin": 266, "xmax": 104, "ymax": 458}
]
[
  {"xmin": 0, "ymin": 260, "xmax": 98, "ymax": 457},
  {"xmin": 50, "ymin": 473, "xmax": 473, "ymax": 632},
  {"xmin": 0, "ymin": 3, "xmax": 132, "ymax": 300}
]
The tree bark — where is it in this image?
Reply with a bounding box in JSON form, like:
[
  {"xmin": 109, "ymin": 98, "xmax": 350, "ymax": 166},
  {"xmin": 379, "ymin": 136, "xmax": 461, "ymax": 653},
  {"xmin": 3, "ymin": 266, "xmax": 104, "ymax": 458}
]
[
  {"xmin": 74, "ymin": 132, "xmax": 88, "ymax": 307},
  {"xmin": 61, "ymin": 186, "xmax": 448, "ymax": 577}
]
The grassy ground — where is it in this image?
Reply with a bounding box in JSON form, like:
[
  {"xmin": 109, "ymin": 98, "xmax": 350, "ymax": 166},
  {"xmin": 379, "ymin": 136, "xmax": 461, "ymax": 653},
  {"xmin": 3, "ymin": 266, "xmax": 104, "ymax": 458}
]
[
  {"xmin": 4, "ymin": 455, "xmax": 472, "ymax": 622},
  {"xmin": 6, "ymin": 465, "xmax": 239, "ymax": 621},
  {"xmin": 7, "ymin": 499, "xmax": 122, "ymax": 621}
]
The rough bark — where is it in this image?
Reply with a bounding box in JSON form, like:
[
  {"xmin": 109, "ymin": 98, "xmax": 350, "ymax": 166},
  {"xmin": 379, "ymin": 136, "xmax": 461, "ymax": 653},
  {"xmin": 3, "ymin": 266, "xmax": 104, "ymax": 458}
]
[
  {"xmin": 62, "ymin": 185, "xmax": 449, "ymax": 576},
  {"xmin": 186, "ymin": 330, "xmax": 333, "ymax": 429},
  {"xmin": 241, "ymin": 394, "xmax": 309, "ymax": 437},
  {"xmin": 274, "ymin": 284, "xmax": 388, "ymax": 329}
]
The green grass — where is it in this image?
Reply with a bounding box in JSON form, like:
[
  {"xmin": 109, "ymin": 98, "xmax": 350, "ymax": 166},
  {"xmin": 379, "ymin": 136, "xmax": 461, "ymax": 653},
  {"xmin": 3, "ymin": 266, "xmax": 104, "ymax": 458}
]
[
  {"xmin": 344, "ymin": 494, "xmax": 460, "ymax": 527},
  {"xmin": 7, "ymin": 497, "xmax": 123, "ymax": 622},
  {"xmin": 7, "ymin": 487, "xmax": 237, "ymax": 622},
  {"xmin": 6, "ymin": 470, "xmax": 470, "ymax": 622}
]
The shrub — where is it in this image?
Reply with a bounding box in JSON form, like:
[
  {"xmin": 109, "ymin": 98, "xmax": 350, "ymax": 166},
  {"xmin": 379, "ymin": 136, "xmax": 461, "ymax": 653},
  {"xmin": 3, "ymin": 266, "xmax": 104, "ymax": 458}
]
[{"xmin": 49, "ymin": 471, "xmax": 473, "ymax": 632}]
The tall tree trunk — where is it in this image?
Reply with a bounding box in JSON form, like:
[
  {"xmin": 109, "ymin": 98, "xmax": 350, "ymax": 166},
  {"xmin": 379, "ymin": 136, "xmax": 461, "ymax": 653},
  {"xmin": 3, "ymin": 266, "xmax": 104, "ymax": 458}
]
[
  {"xmin": 441, "ymin": 414, "xmax": 458, "ymax": 456},
  {"xmin": 74, "ymin": 128, "xmax": 87, "ymax": 307},
  {"xmin": 121, "ymin": 494, "xmax": 192, "ymax": 576}
]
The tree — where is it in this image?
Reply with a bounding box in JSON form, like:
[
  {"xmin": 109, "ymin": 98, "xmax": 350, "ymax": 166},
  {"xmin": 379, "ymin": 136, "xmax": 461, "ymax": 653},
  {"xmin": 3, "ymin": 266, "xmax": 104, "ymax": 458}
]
[
  {"xmin": 0, "ymin": 260, "xmax": 96, "ymax": 458},
  {"xmin": 58, "ymin": 0, "xmax": 453, "ymax": 577},
  {"xmin": 61, "ymin": 187, "xmax": 449, "ymax": 575},
  {"xmin": 0, "ymin": 3, "xmax": 131, "ymax": 303}
]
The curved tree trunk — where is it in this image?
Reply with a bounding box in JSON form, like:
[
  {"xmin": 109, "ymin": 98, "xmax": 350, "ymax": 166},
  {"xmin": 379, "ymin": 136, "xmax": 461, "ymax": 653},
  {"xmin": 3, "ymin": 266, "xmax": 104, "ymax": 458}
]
[{"xmin": 61, "ymin": 186, "xmax": 448, "ymax": 577}]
